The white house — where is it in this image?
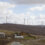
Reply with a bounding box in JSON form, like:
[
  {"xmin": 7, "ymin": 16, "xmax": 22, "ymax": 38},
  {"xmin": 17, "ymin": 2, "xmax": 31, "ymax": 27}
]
[
  {"xmin": 14, "ymin": 34, "xmax": 24, "ymax": 39},
  {"xmin": 0, "ymin": 32, "xmax": 5, "ymax": 38}
]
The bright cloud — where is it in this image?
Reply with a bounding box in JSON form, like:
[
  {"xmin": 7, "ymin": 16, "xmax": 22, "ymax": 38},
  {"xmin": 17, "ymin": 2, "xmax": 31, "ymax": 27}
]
[
  {"xmin": 0, "ymin": 2, "xmax": 16, "ymax": 8},
  {"xmin": 29, "ymin": 5, "xmax": 45, "ymax": 11},
  {"xmin": 0, "ymin": 1, "xmax": 16, "ymax": 23},
  {"xmin": 0, "ymin": 2, "xmax": 16, "ymax": 16}
]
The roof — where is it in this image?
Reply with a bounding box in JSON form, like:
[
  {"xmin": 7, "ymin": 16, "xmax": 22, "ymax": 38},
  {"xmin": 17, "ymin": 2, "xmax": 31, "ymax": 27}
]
[{"xmin": 0, "ymin": 32, "xmax": 5, "ymax": 34}]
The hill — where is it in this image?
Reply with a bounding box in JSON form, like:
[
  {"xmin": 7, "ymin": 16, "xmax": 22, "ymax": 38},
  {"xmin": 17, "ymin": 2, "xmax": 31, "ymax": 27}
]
[{"xmin": 0, "ymin": 23, "xmax": 45, "ymax": 35}]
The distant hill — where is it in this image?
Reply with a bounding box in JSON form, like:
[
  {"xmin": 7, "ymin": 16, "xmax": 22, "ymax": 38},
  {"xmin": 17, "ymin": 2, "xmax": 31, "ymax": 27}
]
[{"xmin": 0, "ymin": 23, "xmax": 45, "ymax": 35}]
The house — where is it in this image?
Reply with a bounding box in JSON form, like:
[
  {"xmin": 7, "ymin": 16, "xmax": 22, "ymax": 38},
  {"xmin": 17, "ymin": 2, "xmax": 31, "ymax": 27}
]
[
  {"xmin": 14, "ymin": 33, "xmax": 24, "ymax": 38},
  {"xmin": 5, "ymin": 34, "xmax": 12, "ymax": 39},
  {"xmin": 0, "ymin": 32, "xmax": 5, "ymax": 38}
]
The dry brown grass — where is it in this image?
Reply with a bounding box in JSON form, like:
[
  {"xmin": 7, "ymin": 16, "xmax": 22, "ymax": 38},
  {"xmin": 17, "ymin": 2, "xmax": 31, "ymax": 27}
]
[{"xmin": 0, "ymin": 30, "xmax": 15, "ymax": 35}]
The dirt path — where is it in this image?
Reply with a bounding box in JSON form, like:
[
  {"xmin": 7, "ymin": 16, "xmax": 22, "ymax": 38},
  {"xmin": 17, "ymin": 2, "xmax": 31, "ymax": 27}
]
[{"xmin": 7, "ymin": 41, "xmax": 24, "ymax": 45}]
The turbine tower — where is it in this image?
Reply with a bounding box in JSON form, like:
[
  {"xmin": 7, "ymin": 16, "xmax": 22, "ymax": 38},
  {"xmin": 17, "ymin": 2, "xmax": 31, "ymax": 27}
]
[
  {"xmin": 24, "ymin": 18, "xmax": 25, "ymax": 24},
  {"xmin": 6, "ymin": 16, "xmax": 7, "ymax": 23}
]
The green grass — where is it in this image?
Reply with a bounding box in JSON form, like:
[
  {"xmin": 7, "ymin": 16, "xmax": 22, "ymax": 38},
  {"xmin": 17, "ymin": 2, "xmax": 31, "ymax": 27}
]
[
  {"xmin": 24, "ymin": 36, "xmax": 36, "ymax": 39},
  {"xmin": 24, "ymin": 37, "xmax": 31, "ymax": 39}
]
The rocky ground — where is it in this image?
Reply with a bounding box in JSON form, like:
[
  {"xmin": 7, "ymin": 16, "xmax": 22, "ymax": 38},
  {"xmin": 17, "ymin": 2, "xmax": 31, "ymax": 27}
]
[{"xmin": 6, "ymin": 36, "xmax": 45, "ymax": 45}]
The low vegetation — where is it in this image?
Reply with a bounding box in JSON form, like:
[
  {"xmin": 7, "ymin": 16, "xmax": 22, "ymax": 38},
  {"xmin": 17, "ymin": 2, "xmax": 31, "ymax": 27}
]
[
  {"xmin": 0, "ymin": 30, "xmax": 15, "ymax": 34},
  {"xmin": 24, "ymin": 35, "xmax": 36, "ymax": 39},
  {"xmin": 0, "ymin": 30, "xmax": 45, "ymax": 45},
  {"xmin": 38, "ymin": 39, "xmax": 45, "ymax": 43}
]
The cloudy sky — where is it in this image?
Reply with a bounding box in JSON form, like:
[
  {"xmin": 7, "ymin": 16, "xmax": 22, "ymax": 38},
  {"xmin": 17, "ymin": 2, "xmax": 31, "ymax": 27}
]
[{"xmin": 0, "ymin": 0, "xmax": 45, "ymax": 25}]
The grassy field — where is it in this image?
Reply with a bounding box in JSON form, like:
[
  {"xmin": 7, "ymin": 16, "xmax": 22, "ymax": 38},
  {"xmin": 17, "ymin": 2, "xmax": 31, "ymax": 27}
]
[
  {"xmin": 0, "ymin": 30, "xmax": 15, "ymax": 34},
  {"xmin": 0, "ymin": 30, "xmax": 45, "ymax": 45},
  {"xmin": 6, "ymin": 36, "xmax": 45, "ymax": 45}
]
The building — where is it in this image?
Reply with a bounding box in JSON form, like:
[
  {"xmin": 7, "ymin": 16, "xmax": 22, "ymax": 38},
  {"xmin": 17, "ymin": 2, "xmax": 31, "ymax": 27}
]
[
  {"xmin": 0, "ymin": 32, "xmax": 5, "ymax": 38},
  {"xmin": 14, "ymin": 33, "xmax": 24, "ymax": 38}
]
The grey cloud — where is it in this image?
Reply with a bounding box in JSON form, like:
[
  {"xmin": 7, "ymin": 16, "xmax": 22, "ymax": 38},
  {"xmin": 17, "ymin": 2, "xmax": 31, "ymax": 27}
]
[{"xmin": 10, "ymin": 0, "xmax": 45, "ymax": 4}]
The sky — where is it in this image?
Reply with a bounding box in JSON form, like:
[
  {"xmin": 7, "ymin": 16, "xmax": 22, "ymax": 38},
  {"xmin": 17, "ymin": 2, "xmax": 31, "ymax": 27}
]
[{"xmin": 0, "ymin": 0, "xmax": 45, "ymax": 25}]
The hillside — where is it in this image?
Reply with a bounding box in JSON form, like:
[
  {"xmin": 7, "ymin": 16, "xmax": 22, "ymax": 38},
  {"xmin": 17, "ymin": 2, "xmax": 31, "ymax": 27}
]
[{"xmin": 0, "ymin": 23, "xmax": 45, "ymax": 35}]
